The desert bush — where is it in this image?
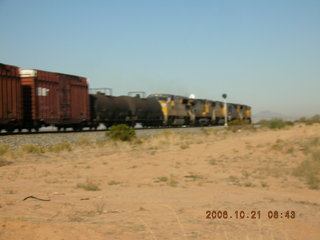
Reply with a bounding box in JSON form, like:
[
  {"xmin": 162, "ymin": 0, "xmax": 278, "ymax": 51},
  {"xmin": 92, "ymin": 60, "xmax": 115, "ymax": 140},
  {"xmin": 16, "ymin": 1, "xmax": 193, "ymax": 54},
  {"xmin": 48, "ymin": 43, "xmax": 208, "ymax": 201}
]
[
  {"xmin": 296, "ymin": 114, "xmax": 320, "ymax": 125},
  {"xmin": 258, "ymin": 118, "xmax": 293, "ymax": 129},
  {"xmin": 105, "ymin": 124, "xmax": 136, "ymax": 141}
]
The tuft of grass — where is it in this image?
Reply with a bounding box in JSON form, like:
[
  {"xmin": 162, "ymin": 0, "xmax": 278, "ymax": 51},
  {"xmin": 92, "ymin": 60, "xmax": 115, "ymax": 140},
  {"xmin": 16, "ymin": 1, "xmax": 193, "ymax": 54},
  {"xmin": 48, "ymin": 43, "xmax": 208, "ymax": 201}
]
[
  {"xmin": 76, "ymin": 179, "xmax": 100, "ymax": 191},
  {"xmin": 228, "ymin": 175, "xmax": 241, "ymax": 186},
  {"xmin": 94, "ymin": 200, "xmax": 106, "ymax": 214},
  {"xmin": 157, "ymin": 177, "xmax": 168, "ymax": 182},
  {"xmin": 48, "ymin": 142, "xmax": 72, "ymax": 153},
  {"xmin": 76, "ymin": 137, "xmax": 91, "ymax": 146},
  {"xmin": 133, "ymin": 138, "xmax": 143, "ymax": 145},
  {"xmin": 20, "ymin": 144, "xmax": 45, "ymax": 154},
  {"xmin": 271, "ymin": 144, "xmax": 283, "ymax": 151},
  {"xmin": 244, "ymin": 182, "xmax": 255, "ymax": 187},
  {"xmin": 169, "ymin": 175, "xmax": 179, "ymax": 187},
  {"xmin": 200, "ymin": 127, "xmax": 210, "ymax": 136},
  {"xmin": 208, "ymin": 159, "xmax": 217, "ymax": 165},
  {"xmin": 108, "ymin": 180, "xmax": 121, "ymax": 185},
  {"xmin": 311, "ymin": 150, "xmax": 320, "ymax": 161},
  {"xmin": 184, "ymin": 172, "xmax": 205, "ymax": 182},
  {"xmin": 260, "ymin": 181, "xmax": 269, "ymax": 188},
  {"xmin": 0, "ymin": 159, "xmax": 12, "ymax": 167},
  {"xmin": 299, "ymin": 137, "xmax": 320, "ymax": 155},
  {"xmin": 95, "ymin": 139, "xmax": 107, "ymax": 147},
  {"xmin": 0, "ymin": 144, "xmax": 10, "ymax": 156},
  {"xmin": 306, "ymin": 175, "xmax": 320, "ymax": 189},
  {"xmin": 286, "ymin": 147, "xmax": 295, "ymax": 154},
  {"xmin": 105, "ymin": 124, "xmax": 136, "ymax": 141},
  {"xmin": 155, "ymin": 175, "xmax": 178, "ymax": 187},
  {"xmin": 180, "ymin": 143, "xmax": 189, "ymax": 150},
  {"xmin": 293, "ymin": 150, "xmax": 320, "ymax": 189},
  {"xmin": 158, "ymin": 130, "xmax": 174, "ymax": 139}
]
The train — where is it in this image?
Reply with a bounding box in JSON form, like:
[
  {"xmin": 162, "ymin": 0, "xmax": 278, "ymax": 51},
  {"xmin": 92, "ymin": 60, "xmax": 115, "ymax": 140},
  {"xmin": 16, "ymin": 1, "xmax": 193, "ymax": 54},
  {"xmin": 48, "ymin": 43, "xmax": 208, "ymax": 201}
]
[{"xmin": 0, "ymin": 62, "xmax": 251, "ymax": 133}]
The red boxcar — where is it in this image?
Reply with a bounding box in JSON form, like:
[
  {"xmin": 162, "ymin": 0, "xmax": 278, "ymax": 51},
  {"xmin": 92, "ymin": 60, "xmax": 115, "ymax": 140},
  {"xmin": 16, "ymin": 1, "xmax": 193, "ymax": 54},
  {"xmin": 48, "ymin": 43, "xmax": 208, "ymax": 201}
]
[
  {"xmin": 20, "ymin": 69, "xmax": 89, "ymax": 131},
  {"xmin": 0, "ymin": 63, "xmax": 22, "ymax": 132}
]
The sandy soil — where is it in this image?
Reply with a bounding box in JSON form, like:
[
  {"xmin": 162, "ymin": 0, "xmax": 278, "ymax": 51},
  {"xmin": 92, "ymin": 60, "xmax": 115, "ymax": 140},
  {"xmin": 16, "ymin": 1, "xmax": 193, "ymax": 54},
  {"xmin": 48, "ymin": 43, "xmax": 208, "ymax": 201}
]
[{"xmin": 0, "ymin": 124, "xmax": 320, "ymax": 240}]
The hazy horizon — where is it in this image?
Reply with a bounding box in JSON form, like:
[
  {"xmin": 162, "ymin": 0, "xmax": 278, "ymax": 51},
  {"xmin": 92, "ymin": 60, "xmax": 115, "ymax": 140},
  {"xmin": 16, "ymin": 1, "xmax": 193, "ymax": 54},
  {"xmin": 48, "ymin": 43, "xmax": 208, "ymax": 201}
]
[{"xmin": 1, "ymin": 0, "xmax": 319, "ymax": 117}]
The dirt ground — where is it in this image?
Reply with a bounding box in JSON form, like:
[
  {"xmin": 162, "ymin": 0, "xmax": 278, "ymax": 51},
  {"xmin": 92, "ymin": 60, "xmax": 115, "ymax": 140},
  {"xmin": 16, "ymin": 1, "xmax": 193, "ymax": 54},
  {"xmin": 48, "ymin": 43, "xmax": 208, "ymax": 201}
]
[{"xmin": 0, "ymin": 124, "xmax": 320, "ymax": 240}]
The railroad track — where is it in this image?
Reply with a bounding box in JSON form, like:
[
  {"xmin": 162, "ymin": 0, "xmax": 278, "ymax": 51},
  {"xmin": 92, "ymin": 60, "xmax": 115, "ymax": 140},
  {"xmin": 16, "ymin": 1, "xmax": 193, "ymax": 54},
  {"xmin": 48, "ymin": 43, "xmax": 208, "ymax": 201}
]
[
  {"xmin": 0, "ymin": 125, "xmax": 233, "ymax": 149},
  {"xmin": 0, "ymin": 124, "xmax": 229, "ymax": 136}
]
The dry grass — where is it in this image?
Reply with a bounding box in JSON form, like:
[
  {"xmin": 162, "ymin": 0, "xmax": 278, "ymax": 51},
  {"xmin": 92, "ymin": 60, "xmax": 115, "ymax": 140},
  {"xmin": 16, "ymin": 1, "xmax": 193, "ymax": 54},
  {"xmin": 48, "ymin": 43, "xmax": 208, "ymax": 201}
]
[
  {"xmin": 0, "ymin": 158, "xmax": 12, "ymax": 167},
  {"xmin": 76, "ymin": 178, "xmax": 100, "ymax": 191},
  {"xmin": 20, "ymin": 144, "xmax": 45, "ymax": 154},
  {"xmin": 75, "ymin": 136, "xmax": 92, "ymax": 146},
  {"xmin": 0, "ymin": 144, "xmax": 10, "ymax": 156},
  {"xmin": 47, "ymin": 142, "xmax": 72, "ymax": 153},
  {"xmin": 94, "ymin": 200, "xmax": 106, "ymax": 214}
]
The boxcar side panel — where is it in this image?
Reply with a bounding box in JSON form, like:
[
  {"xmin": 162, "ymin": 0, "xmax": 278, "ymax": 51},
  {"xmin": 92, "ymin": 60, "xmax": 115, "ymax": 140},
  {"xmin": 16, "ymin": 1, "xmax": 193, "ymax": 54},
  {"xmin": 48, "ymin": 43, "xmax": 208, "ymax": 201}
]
[{"xmin": 0, "ymin": 63, "xmax": 22, "ymax": 127}]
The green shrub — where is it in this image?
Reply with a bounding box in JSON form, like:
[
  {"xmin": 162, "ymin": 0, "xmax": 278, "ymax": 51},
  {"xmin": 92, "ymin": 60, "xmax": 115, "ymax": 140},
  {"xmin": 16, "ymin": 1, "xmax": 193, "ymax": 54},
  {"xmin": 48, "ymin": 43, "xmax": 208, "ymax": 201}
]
[{"xmin": 105, "ymin": 124, "xmax": 136, "ymax": 141}]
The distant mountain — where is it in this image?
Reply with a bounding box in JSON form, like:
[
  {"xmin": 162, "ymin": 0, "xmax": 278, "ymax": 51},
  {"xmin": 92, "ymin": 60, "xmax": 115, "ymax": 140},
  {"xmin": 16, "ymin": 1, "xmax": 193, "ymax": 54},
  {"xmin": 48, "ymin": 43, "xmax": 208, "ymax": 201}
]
[{"xmin": 252, "ymin": 111, "xmax": 296, "ymax": 123}]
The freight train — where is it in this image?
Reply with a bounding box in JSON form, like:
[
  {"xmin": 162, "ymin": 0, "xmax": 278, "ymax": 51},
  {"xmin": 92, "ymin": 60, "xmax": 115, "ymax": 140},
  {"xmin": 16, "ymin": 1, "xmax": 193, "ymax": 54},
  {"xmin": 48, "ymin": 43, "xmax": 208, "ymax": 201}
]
[{"xmin": 0, "ymin": 63, "xmax": 251, "ymax": 133}]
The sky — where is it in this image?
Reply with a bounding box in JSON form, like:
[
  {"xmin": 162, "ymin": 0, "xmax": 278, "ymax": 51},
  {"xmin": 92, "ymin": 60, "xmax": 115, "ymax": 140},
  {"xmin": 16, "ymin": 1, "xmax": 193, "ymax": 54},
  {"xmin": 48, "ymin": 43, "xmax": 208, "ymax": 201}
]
[{"xmin": 1, "ymin": 0, "xmax": 319, "ymax": 117}]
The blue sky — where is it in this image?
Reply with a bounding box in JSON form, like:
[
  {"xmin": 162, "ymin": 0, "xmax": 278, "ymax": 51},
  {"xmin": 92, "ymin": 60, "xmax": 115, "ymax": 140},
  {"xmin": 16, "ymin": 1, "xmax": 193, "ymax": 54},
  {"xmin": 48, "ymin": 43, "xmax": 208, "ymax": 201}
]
[{"xmin": 1, "ymin": 0, "xmax": 319, "ymax": 117}]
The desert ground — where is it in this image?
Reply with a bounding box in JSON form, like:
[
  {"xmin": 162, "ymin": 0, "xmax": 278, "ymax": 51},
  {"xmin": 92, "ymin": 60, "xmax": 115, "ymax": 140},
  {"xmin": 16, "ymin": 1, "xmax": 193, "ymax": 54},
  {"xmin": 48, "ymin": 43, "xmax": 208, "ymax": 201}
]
[{"xmin": 0, "ymin": 124, "xmax": 320, "ymax": 240}]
